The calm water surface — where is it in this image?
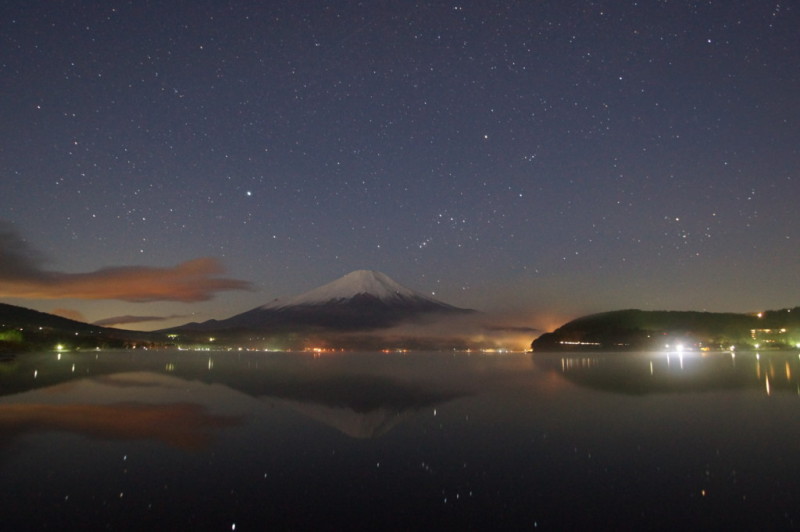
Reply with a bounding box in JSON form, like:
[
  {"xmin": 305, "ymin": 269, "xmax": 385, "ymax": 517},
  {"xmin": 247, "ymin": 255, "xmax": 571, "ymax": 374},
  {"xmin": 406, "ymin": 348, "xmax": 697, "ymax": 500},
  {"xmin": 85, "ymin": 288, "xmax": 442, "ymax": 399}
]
[{"xmin": 1, "ymin": 349, "xmax": 799, "ymax": 530}]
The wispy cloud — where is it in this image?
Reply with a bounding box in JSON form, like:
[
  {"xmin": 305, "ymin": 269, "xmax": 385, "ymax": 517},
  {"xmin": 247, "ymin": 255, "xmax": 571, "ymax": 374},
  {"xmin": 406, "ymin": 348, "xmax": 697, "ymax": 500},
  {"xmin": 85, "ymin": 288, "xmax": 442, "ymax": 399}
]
[
  {"xmin": 92, "ymin": 314, "xmax": 189, "ymax": 327},
  {"xmin": 50, "ymin": 308, "xmax": 88, "ymax": 323},
  {"xmin": 0, "ymin": 222, "xmax": 251, "ymax": 302}
]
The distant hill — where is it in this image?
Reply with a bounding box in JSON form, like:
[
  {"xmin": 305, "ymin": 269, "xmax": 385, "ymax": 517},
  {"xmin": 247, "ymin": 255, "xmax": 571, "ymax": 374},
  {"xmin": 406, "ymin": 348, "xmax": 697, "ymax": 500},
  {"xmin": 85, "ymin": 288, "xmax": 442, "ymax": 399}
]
[
  {"xmin": 532, "ymin": 308, "xmax": 800, "ymax": 352},
  {"xmin": 1, "ymin": 303, "xmax": 105, "ymax": 333},
  {"xmin": 0, "ymin": 303, "xmax": 162, "ymax": 351}
]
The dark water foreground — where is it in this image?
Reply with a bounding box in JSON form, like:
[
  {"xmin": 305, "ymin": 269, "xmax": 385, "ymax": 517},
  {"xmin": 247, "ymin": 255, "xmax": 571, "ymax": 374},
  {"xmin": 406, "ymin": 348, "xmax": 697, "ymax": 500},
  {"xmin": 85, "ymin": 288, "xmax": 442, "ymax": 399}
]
[{"xmin": 1, "ymin": 349, "xmax": 799, "ymax": 530}]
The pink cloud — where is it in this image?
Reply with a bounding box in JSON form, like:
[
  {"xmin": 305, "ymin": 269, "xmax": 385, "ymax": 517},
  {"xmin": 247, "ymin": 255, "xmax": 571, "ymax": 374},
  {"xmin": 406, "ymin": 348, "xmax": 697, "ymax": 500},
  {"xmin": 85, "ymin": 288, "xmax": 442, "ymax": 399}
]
[{"xmin": 0, "ymin": 222, "xmax": 251, "ymax": 302}]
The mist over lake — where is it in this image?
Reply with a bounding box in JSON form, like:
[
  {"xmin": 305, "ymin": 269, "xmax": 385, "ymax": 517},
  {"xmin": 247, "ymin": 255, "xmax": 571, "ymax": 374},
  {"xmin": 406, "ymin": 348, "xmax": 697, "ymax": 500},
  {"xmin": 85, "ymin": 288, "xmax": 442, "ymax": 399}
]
[{"xmin": 2, "ymin": 349, "xmax": 799, "ymax": 530}]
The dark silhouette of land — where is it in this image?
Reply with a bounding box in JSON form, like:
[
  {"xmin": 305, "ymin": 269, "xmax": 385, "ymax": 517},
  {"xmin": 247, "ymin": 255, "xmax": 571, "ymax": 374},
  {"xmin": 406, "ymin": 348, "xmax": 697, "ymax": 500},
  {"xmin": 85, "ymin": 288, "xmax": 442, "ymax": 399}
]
[
  {"xmin": 0, "ymin": 303, "xmax": 163, "ymax": 352},
  {"xmin": 532, "ymin": 308, "xmax": 800, "ymax": 352}
]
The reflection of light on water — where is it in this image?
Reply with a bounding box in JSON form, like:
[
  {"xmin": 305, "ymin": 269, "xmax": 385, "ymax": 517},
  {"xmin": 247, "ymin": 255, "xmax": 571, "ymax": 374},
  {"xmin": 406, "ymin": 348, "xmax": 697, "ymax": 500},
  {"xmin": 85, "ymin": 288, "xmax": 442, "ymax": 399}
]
[
  {"xmin": 208, "ymin": 358, "xmax": 214, "ymax": 370},
  {"xmin": 551, "ymin": 351, "xmax": 800, "ymax": 396},
  {"xmin": 560, "ymin": 357, "xmax": 599, "ymax": 372}
]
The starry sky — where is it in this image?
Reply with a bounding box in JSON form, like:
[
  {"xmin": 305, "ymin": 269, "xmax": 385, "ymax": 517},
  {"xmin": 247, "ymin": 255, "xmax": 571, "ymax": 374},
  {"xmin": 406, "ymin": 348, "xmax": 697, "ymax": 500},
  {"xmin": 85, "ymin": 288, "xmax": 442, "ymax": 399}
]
[{"xmin": 1, "ymin": 1, "xmax": 798, "ymax": 332}]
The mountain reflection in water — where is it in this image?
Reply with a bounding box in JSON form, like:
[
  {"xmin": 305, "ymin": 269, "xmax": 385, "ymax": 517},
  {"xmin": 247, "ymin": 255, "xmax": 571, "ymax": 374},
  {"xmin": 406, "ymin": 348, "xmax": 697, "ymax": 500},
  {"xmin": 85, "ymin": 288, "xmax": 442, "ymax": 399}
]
[
  {"xmin": 0, "ymin": 351, "xmax": 471, "ymax": 442},
  {"xmin": 1, "ymin": 349, "xmax": 800, "ymax": 530}
]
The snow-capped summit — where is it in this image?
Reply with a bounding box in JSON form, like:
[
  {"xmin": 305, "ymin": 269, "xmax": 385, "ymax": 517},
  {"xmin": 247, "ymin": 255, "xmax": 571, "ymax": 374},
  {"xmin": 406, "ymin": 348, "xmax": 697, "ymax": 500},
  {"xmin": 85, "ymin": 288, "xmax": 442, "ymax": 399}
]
[
  {"xmin": 173, "ymin": 270, "xmax": 472, "ymax": 333},
  {"xmin": 260, "ymin": 270, "xmax": 448, "ymax": 309}
]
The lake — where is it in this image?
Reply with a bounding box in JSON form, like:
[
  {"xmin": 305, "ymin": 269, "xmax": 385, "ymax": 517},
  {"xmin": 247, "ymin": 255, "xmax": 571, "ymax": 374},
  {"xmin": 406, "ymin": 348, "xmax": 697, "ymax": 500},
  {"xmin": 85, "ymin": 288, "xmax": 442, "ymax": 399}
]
[{"xmin": 1, "ymin": 349, "xmax": 799, "ymax": 530}]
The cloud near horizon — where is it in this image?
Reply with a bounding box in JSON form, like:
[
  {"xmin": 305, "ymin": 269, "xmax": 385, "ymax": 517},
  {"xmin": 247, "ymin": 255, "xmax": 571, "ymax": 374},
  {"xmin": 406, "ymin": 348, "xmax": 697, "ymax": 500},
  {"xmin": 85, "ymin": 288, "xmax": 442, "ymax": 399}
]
[
  {"xmin": 0, "ymin": 223, "xmax": 251, "ymax": 302},
  {"xmin": 51, "ymin": 308, "xmax": 88, "ymax": 323},
  {"xmin": 92, "ymin": 314, "xmax": 190, "ymax": 327},
  {"xmin": 337, "ymin": 312, "xmax": 543, "ymax": 351}
]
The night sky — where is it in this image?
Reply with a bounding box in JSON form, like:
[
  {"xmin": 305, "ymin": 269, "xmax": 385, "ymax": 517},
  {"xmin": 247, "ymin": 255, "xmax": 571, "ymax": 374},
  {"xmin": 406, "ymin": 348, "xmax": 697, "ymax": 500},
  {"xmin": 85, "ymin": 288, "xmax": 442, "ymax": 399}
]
[{"xmin": 1, "ymin": 1, "xmax": 798, "ymax": 331}]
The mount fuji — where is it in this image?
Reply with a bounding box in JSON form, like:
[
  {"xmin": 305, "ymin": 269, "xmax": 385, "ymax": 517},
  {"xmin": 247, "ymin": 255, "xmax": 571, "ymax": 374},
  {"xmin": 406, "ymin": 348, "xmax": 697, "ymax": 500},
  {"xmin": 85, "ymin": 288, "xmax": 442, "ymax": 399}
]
[{"xmin": 171, "ymin": 270, "xmax": 474, "ymax": 334}]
